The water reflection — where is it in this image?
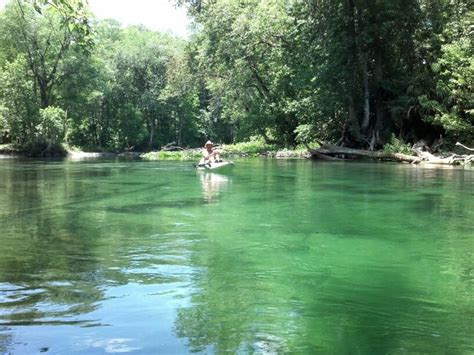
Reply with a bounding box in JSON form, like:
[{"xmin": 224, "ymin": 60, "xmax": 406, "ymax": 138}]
[
  {"xmin": 0, "ymin": 160, "xmax": 472, "ymax": 353},
  {"xmin": 174, "ymin": 162, "xmax": 474, "ymax": 353},
  {"xmin": 82, "ymin": 336, "xmax": 142, "ymax": 353},
  {"xmin": 0, "ymin": 160, "xmax": 197, "ymax": 352},
  {"xmin": 198, "ymin": 171, "xmax": 232, "ymax": 203}
]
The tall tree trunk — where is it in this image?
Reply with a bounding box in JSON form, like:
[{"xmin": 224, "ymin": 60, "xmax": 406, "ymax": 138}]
[
  {"xmin": 361, "ymin": 54, "xmax": 370, "ymax": 133},
  {"xmin": 346, "ymin": 0, "xmax": 361, "ymax": 139},
  {"xmin": 39, "ymin": 82, "xmax": 49, "ymax": 108},
  {"xmin": 374, "ymin": 45, "xmax": 384, "ymax": 134},
  {"xmin": 148, "ymin": 117, "xmax": 155, "ymax": 149},
  {"xmin": 177, "ymin": 114, "xmax": 182, "ymax": 147}
]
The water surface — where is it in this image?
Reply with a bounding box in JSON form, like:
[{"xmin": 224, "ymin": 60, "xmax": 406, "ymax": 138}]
[{"xmin": 0, "ymin": 159, "xmax": 473, "ymax": 353}]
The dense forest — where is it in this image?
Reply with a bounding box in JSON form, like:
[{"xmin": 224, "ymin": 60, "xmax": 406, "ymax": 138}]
[{"xmin": 0, "ymin": 0, "xmax": 472, "ymax": 155}]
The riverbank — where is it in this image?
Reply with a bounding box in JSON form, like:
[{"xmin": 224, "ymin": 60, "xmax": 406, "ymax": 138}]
[
  {"xmin": 0, "ymin": 147, "xmax": 308, "ymax": 160},
  {"xmin": 64, "ymin": 148, "xmax": 310, "ymax": 161},
  {"xmin": 0, "ymin": 144, "xmax": 18, "ymax": 158},
  {"xmin": 1, "ymin": 143, "xmax": 471, "ymax": 169},
  {"xmin": 140, "ymin": 147, "xmax": 310, "ymax": 161}
]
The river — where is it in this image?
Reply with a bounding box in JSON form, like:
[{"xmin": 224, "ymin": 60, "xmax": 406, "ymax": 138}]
[{"xmin": 0, "ymin": 159, "xmax": 472, "ymax": 353}]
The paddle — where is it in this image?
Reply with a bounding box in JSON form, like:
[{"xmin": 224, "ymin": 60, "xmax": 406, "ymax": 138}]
[{"xmin": 194, "ymin": 162, "xmax": 212, "ymax": 168}]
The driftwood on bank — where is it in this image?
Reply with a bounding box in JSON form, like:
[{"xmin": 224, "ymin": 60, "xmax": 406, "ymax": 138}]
[
  {"xmin": 310, "ymin": 146, "xmax": 421, "ymax": 163},
  {"xmin": 456, "ymin": 142, "xmax": 474, "ymax": 152},
  {"xmin": 310, "ymin": 151, "xmax": 345, "ymax": 161},
  {"xmin": 161, "ymin": 142, "xmax": 184, "ymax": 151},
  {"xmin": 413, "ymin": 149, "xmax": 473, "ymax": 165},
  {"xmin": 309, "ymin": 145, "xmax": 473, "ymax": 166}
]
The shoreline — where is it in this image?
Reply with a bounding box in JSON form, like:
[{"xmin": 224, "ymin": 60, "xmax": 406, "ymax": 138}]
[{"xmin": 1, "ymin": 146, "xmax": 471, "ymax": 170}]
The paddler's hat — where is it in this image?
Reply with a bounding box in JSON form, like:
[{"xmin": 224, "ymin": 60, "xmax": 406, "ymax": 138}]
[{"xmin": 204, "ymin": 140, "xmax": 214, "ymax": 147}]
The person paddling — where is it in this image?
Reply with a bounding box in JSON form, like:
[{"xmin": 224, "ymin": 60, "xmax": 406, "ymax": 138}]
[{"xmin": 199, "ymin": 140, "xmax": 221, "ymax": 165}]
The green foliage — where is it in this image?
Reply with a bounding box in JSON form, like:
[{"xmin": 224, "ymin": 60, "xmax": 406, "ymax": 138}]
[
  {"xmin": 33, "ymin": 0, "xmax": 94, "ymax": 51},
  {"xmin": 0, "ymin": 0, "xmax": 95, "ymax": 154},
  {"xmin": 419, "ymin": 33, "xmax": 473, "ymax": 135},
  {"xmin": 222, "ymin": 136, "xmax": 277, "ymax": 155},
  {"xmin": 0, "ymin": 105, "xmax": 8, "ymax": 143},
  {"xmin": 0, "ymin": 1, "xmax": 204, "ymax": 153},
  {"xmin": 0, "ymin": 55, "xmax": 40, "ymax": 147},
  {"xmin": 294, "ymin": 124, "xmax": 315, "ymax": 146},
  {"xmin": 0, "ymin": 0, "xmax": 472, "ymax": 154},
  {"xmin": 37, "ymin": 106, "xmax": 66, "ymax": 145},
  {"xmin": 112, "ymin": 103, "xmax": 146, "ymax": 150},
  {"xmin": 383, "ymin": 134, "xmax": 413, "ymax": 155},
  {"xmin": 140, "ymin": 150, "xmax": 202, "ymax": 161},
  {"xmin": 187, "ymin": 0, "xmax": 302, "ymax": 145},
  {"xmin": 183, "ymin": 0, "xmax": 473, "ymax": 147}
]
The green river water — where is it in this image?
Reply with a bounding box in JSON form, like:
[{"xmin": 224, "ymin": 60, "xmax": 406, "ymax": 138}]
[{"xmin": 0, "ymin": 158, "xmax": 472, "ymax": 354}]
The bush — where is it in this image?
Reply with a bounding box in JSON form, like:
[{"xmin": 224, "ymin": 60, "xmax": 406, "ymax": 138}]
[
  {"xmin": 221, "ymin": 136, "xmax": 277, "ymax": 155},
  {"xmin": 384, "ymin": 134, "xmax": 412, "ymax": 155},
  {"xmin": 37, "ymin": 106, "xmax": 66, "ymax": 146},
  {"xmin": 140, "ymin": 150, "xmax": 202, "ymax": 160},
  {"xmin": 294, "ymin": 124, "xmax": 314, "ymax": 146}
]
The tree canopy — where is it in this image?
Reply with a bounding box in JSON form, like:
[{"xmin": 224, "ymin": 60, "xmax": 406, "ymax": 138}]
[{"xmin": 0, "ymin": 0, "xmax": 472, "ymax": 155}]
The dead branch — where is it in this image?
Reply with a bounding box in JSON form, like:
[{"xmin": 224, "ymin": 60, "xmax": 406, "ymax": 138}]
[{"xmin": 455, "ymin": 142, "xmax": 474, "ymax": 152}]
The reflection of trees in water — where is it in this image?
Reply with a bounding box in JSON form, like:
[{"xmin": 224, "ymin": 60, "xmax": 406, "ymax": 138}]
[
  {"xmin": 174, "ymin": 244, "xmax": 291, "ymax": 353},
  {"xmin": 0, "ymin": 163, "xmax": 109, "ymax": 327},
  {"xmin": 0, "ymin": 161, "xmax": 472, "ymax": 352},
  {"xmin": 0, "ymin": 160, "xmax": 206, "ymax": 352},
  {"xmin": 0, "ymin": 327, "xmax": 12, "ymax": 354},
  {"xmin": 0, "ymin": 161, "xmax": 177, "ymax": 329},
  {"xmin": 174, "ymin": 163, "xmax": 474, "ymax": 353},
  {"xmin": 405, "ymin": 166, "xmax": 474, "ymax": 336},
  {"xmin": 174, "ymin": 234, "xmax": 472, "ymax": 353},
  {"xmin": 173, "ymin": 237, "xmax": 415, "ymax": 352}
]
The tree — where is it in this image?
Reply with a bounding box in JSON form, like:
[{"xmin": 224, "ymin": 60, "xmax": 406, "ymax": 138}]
[
  {"xmin": 0, "ymin": 0, "xmax": 91, "ymax": 153},
  {"xmin": 418, "ymin": 3, "xmax": 473, "ymax": 144},
  {"xmin": 37, "ymin": 106, "xmax": 66, "ymax": 152},
  {"xmin": 183, "ymin": 0, "xmax": 302, "ymax": 145},
  {"xmin": 181, "ymin": 0, "xmax": 473, "ymax": 149},
  {"xmin": 0, "ymin": 0, "xmax": 89, "ymax": 108},
  {"xmin": 0, "ymin": 55, "xmax": 40, "ymax": 148},
  {"xmin": 159, "ymin": 45, "xmax": 201, "ymax": 147}
]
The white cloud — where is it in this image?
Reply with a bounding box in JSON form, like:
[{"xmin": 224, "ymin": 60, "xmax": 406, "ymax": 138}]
[{"xmin": 0, "ymin": 0, "xmax": 192, "ymax": 38}]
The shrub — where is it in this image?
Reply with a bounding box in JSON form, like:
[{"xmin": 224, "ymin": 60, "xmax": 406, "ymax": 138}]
[
  {"xmin": 140, "ymin": 150, "xmax": 202, "ymax": 160},
  {"xmin": 37, "ymin": 106, "xmax": 66, "ymax": 146},
  {"xmin": 384, "ymin": 134, "xmax": 412, "ymax": 155},
  {"xmin": 221, "ymin": 136, "xmax": 277, "ymax": 155}
]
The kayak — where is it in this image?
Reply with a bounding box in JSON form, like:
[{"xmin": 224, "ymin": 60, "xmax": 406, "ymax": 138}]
[{"xmin": 195, "ymin": 160, "xmax": 235, "ymax": 171}]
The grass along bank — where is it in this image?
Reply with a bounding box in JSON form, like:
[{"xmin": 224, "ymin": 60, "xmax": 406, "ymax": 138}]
[{"xmin": 140, "ymin": 140, "xmax": 317, "ymax": 161}]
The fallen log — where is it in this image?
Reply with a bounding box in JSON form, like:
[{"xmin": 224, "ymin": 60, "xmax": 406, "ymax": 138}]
[
  {"xmin": 310, "ymin": 151, "xmax": 344, "ymax": 161},
  {"xmin": 414, "ymin": 150, "xmax": 473, "ymax": 165},
  {"xmin": 161, "ymin": 145, "xmax": 184, "ymax": 151},
  {"xmin": 310, "ymin": 146, "xmax": 421, "ymax": 163},
  {"xmin": 309, "ymin": 146, "xmax": 472, "ymax": 166}
]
